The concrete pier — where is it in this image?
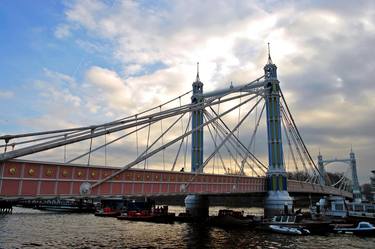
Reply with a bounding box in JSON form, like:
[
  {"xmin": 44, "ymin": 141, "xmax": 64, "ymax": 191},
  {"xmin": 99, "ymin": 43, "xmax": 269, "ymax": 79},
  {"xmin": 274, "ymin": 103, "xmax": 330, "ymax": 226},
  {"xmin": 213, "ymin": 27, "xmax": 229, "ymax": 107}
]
[{"xmin": 184, "ymin": 195, "xmax": 209, "ymax": 218}]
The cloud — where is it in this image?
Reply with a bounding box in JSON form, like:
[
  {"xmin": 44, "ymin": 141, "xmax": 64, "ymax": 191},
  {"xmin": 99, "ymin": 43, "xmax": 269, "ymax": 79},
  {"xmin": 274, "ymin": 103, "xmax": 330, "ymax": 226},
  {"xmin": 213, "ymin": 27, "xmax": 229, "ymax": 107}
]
[
  {"xmin": 54, "ymin": 24, "xmax": 72, "ymax": 39},
  {"xmin": 6, "ymin": 1, "xmax": 375, "ymax": 183},
  {"xmin": 85, "ymin": 65, "xmax": 134, "ymax": 111},
  {"xmin": 0, "ymin": 91, "xmax": 14, "ymax": 99}
]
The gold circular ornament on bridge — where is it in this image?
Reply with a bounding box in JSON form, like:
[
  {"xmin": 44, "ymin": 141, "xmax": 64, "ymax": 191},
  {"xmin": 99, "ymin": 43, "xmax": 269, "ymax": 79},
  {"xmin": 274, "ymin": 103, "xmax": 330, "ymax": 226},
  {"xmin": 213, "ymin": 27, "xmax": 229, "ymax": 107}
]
[
  {"xmin": 28, "ymin": 168, "xmax": 35, "ymax": 176},
  {"xmin": 62, "ymin": 170, "xmax": 68, "ymax": 177},
  {"xmin": 9, "ymin": 167, "xmax": 16, "ymax": 175},
  {"xmin": 91, "ymin": 171, "xmax": 96, "ymax": 177},
  {"xmin": 77, "ymin": 171, "xmax": 83, "ymax": 177},
  {"xmin": 45, "ymin": 169, "xmax": 53, "ymax": 176}
]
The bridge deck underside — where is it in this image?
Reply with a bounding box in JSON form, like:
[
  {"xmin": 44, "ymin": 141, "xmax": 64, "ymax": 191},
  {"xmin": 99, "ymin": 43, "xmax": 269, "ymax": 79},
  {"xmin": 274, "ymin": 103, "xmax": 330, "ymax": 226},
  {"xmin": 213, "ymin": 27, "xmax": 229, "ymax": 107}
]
[{"xmin": 0, "ymin": 160, "xmax": 352, "ymax": 200}]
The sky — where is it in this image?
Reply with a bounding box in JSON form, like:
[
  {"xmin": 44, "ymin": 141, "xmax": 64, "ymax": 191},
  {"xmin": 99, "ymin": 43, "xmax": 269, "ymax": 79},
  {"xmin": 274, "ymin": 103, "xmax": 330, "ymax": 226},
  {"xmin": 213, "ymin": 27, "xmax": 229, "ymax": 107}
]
[{"xmin": 0, "ymin": 0, "xmax": 374, "ymax": 184}]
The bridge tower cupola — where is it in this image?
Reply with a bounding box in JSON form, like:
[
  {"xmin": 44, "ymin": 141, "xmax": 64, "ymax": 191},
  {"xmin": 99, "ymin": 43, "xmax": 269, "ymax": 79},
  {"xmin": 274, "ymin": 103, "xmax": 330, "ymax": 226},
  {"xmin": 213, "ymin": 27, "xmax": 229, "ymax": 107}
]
[
  {"xmin": 192, "ymin": 62, "xmax": 203, "ymax": 101},
  {"xmin": 264, "ymin": 43, "xmax": 278, "ymax": 80}
]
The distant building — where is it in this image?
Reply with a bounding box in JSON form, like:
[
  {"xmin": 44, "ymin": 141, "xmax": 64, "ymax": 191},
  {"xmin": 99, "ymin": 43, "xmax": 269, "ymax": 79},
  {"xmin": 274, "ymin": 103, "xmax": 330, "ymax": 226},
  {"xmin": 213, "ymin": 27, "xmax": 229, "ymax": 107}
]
[{"xmin": 371, "ymin": 170, "xmax": 375, "ymax": 201}]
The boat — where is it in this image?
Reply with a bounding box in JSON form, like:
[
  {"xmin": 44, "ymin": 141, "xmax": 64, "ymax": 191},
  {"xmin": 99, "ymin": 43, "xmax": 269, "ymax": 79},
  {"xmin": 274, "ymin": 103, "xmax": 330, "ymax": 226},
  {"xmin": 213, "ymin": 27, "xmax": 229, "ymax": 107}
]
[
  {"xmin": 95, "ymin": 207, "xmax": 121, "ymax": 217},
  {"xmin": 94, "ymin": 198, "xmax": 127, "ymax": 217},
  {"xmin": 333, "ymin": 222, "xmax": 375, "ymax": 236},
  {"xmin": 269, "ymin": 225, "xmax": 310, "ymax": 235},
  {"xmin": 209, "ymin": 209, "xmax": 255, "ymax": 228},
  {"xmin": 35, "ymin": 199, "xmax": 95, "ymax": 213},
  {"xmin": 260, "ymin": 215, "xmax": 332, "ymax": 234},
  {"xmin": 311, "ymin": 196, "xmax": 375, "ymax": 224},
  {"xmin": 117, "ymin": 201, "xmax": 175, "ymax": 223}
]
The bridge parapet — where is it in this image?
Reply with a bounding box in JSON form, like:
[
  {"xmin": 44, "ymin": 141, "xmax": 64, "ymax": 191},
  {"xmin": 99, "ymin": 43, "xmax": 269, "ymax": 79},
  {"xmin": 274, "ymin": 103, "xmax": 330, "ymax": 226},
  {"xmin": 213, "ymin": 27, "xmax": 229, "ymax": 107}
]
[
  {"xmin": 288, "ymin": 180, "xmax": 352, "ymax": 198},
  {"xmin": 0, "ymin": 160, "xmax": 351, "ymax": 200},
  {"xmin": 0, "ymin": 160, "xmax": 266, "ymax": 199}
]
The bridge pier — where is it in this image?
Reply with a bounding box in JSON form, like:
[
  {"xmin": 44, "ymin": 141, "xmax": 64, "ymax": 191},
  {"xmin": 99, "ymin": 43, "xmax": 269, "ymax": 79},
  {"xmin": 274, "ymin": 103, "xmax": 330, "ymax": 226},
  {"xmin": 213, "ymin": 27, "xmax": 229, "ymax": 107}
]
[
  {"xmin": 184, "ymin": 194, "xmax": 209, "ymax": 218},
  {"xmin": 264, "ymin": 190, "xmax": 293, "ymax": 217}
]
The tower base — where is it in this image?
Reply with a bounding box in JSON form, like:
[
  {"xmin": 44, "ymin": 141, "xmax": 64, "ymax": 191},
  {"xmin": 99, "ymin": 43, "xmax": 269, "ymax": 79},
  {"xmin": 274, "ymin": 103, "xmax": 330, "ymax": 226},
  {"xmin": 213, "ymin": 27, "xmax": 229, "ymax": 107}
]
[
  {"xmin": 184, "ymin": 195, "xmax": 209, "ymax": 217},
  {"xmin": 264, "ymin": 191, "xmax": 293, "ymax": 218}
]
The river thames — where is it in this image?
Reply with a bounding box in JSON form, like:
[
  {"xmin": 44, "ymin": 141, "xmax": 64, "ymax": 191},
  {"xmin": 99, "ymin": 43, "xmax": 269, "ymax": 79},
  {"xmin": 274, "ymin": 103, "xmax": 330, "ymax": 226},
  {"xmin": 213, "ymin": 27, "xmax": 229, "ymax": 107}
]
[{"xmin": 0, "ymin": 207, "xmax": 374, "ymax": 249}]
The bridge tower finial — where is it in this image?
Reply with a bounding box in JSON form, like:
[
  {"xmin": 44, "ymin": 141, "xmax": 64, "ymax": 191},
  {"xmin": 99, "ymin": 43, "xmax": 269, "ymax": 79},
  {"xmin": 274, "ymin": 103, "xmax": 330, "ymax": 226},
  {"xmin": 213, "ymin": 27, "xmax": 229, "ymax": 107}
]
[
  {"xmin": 267, "ymin": 42, "xmax": 273, "ymax": 64},
  {"xmin": 196, "ymin": 62, "xmax": 200, "ymax": 81}
]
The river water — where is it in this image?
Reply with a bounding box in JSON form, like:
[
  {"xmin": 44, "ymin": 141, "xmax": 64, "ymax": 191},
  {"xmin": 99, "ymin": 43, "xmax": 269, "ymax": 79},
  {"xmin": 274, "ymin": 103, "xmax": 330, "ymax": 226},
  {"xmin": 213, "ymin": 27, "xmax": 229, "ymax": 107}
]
[{"xmin": 0, "ymin": 207, "xmax": 374, "ymax": 249}]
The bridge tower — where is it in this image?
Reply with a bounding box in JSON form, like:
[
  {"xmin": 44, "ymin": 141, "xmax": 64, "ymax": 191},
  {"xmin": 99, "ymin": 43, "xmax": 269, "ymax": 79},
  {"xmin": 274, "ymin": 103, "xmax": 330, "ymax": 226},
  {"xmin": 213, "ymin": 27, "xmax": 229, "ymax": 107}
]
[
  {"xmin": 185, "ymin": 63, "xmax": 209, "ymax": 217},
  {"xmin": 350, "ymin": 149, "xmax": 362, "ymax": 202},
  {"xmin": 318, "ymin": 152, "xmax": 326, "ymax": 185},
  {"xmin": 317, "ymin": 149, "xmax": 362, "ymax": 202},
  {"xmin": 263, "ymin": 44, "xmax": 293, "ymax": 217},
  {"xmin": 191, "ymin": 62, "xmax": 204, "ymax": 173}
]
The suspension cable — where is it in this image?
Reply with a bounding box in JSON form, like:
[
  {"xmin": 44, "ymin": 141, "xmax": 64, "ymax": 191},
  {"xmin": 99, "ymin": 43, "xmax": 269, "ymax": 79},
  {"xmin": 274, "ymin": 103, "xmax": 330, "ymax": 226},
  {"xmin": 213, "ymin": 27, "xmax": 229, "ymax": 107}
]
[
  {"xmin": 204, "ymin": 115, "xmax": 229, "ymax": 174},
  {"xmin": 204, "ymin": 113, "xmax": 243, "ymax": 173},
  {"xmin": 144, "ymin": 120, "xmax": 151, "ymax": 170},
  {"xmin": 205, "ymin": 112, "xmax": 264, "ymax": 176},
  {"xmin": 197, "ymin": 96, "xmax": 264, "ymax": 173},
  {"xmin": 279, "ymin": 89, "xmax": 323, "ymax": 178},
  {"xmin": 281, "ymin": 109, "xmax": 300, "ymax": 177},
  {"xmin": 211, "ymin": 100, "xmax": 220, "ymax": 174},
  {"xmin": 87, "ymin": 129, "xmax": 94, "ymax": 166},
  {"xmin": 207, "ymin": 103, "xmax": 267, "ymax": 171},
  {"xmin": 160, "ymin": 106, "xmax": 165, "ymax": 170},
  {"xmin": 91, "ymin": 92, "xmax": 261, "ymax": 188},
  {"xmin": 1, "ymin": 89, "xmax": 261, "ymax": 162},
  {"xmin": 171, "ymin": 113, "xmax": 192, "ymax": 171}
]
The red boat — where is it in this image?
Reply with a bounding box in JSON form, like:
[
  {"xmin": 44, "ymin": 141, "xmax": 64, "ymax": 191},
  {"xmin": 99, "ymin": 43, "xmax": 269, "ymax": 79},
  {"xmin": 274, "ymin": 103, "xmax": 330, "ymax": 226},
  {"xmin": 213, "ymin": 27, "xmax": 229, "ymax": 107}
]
[
  {"xmin": 95, "ymin": 207, "xmax": 121, "ymax": 217},
  {"xmin": 117, "ymin": 205, "xmax": 175, "ymax": 223}
]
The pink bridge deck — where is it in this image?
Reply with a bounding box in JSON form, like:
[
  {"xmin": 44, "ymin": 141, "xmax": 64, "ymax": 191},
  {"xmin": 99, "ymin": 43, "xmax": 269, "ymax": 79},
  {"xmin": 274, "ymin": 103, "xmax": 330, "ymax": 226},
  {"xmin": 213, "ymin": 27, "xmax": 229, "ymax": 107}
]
[{"xmin": 0, "ymin": 160, "xmax": 352, "ymax": 199}]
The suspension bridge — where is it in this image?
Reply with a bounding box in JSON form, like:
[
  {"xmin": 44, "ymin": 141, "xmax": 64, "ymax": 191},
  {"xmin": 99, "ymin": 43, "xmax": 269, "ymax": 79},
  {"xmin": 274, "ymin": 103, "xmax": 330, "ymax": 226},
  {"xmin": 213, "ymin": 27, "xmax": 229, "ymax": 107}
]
[{"xmin": 0, "ymin": 48, "xmax": 353, "ymax": 217}]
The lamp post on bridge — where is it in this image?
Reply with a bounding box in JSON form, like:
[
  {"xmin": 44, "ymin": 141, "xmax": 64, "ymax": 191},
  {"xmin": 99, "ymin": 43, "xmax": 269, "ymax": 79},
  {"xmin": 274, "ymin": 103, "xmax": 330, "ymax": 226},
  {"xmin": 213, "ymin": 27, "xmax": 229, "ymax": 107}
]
[{"xmin": 263, "ymin": 44, "xmax": 293, "ymax": 217}]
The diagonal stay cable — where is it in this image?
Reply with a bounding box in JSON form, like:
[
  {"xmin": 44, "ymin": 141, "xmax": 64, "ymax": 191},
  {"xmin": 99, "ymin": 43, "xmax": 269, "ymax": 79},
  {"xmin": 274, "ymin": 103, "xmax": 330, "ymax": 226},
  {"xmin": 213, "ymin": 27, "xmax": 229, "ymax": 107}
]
[
  {"xmin": 204, "ymin": 110, "xmax": 265, "ymax": 175},
  {"xmin": 196, "ymin": 96, "xmax": 264, "ymax": 173},
  {"xmin": 279, "ymin": 89, "xmax": 323, "ymax": 178},
  {"xmin": 204, "ymin": 116, "xmax": 229, "ymax": 174},
  {"xmin": 91, "ymin": 92, "xmax": 262, "ymax": 188},
  {"xmin": 207, "ymin": 103, "xmax": 267, "ymax": 171},
  {"xmin": 203, "ymin": 114, "xmax": 242, "ymax": 173},
  {"xmin": 281, "ymin": 111, "xmax": 299, "ymax": 177},
  {"xmin": 0, "ymin": 90, "xmax": 193, "ymax": 141},
  {"xmin": 205, "ymin": 114, "xmax": 260, "ymax": 177},
  {"xmin": 67, "ymin": 113, "xmax": 186, "ymax": 164},
  {"xmin": 171, "ymin": 113, "xmax": 192, "ymax": 171},
  {"xmin": 184, "ymin": 97, "xmax": 265, "ymax": 189},
  {"xmin": 0, "ymin": 89, "xmax": 259, "ymax": 162}
]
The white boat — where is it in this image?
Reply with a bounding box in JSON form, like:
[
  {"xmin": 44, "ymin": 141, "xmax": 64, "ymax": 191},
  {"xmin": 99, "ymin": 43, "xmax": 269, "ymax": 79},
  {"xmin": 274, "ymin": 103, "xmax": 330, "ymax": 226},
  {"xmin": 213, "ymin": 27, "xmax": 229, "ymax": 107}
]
[
  {"xmin": 311, "ymin": 196, "xmax": 375, "ymax": 223},
  {"xmin": 269, "ymin": 225, "xmax": 310, "ymax": 235},
  {"xmin": 334, "ymin": 222, "xmax": 375, "ymax": 236}
]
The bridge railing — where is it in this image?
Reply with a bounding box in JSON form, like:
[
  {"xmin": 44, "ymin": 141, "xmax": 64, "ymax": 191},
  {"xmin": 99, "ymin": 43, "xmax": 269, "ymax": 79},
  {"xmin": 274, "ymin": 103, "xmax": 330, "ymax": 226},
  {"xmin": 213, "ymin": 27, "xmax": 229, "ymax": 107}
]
[
  {"xmin": 287, "ymin": 180, "xmax": 353, "ymax": 198},
  {"xmin": 0, "ymin": 160, "xmax": 352, "ymax": 200},
  {"xmin": 0, "ymin": 159, "xmax": 266, "ymax": 199}
]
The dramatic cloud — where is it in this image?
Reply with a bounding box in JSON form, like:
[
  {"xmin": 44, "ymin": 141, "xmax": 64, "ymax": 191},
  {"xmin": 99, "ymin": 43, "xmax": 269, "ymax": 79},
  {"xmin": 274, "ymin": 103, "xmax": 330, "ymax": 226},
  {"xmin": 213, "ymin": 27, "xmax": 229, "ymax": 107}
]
[{"xmin": 3, "ymin": 0, "xmax": 375, "ymax": 183}]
